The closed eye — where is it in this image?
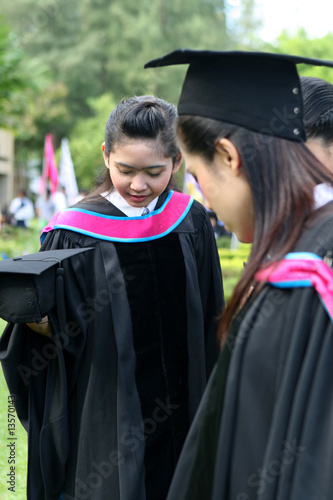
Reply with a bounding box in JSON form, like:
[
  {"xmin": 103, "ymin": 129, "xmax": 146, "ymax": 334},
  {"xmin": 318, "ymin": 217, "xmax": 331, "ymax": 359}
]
[
  {"xmin": 147, "ymin": 171, "xmax": 162, "ymax": 177},
  {"xmin": 119, "ymin": 169, "xmax": 162, "ymax": 177}
]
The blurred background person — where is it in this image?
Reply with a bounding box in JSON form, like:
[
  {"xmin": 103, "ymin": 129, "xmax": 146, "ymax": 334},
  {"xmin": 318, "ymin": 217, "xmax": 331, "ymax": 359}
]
[
  {"xmin": 8, "ymin": 189, "xmax": 34, "ymax": 228},
  {"xmin": 35, "ymin": 187, "xmax": 55, "ymax": 229},
  {"xmin": 52, "ymin": 185, "xmax": 68, "ymax": 213}
]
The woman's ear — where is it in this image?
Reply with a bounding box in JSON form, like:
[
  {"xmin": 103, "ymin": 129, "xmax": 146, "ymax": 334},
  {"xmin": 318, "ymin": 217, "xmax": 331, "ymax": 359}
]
[
  {"xmin": 215, "ymin": 138, "xmax": 242, "ymax": 175},
  {"xmin": 101, "ymin": 142, "xmax": 109, "ymax": 169},
  {"xmin": 172, "ymin": 152, "xmax": 183, "ymax": 174}
]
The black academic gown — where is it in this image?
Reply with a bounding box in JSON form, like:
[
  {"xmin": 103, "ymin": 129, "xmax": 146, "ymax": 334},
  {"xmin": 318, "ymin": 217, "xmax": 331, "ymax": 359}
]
[
  {"xmin": 166, "ymin": 202, "xmax": 333, "ymax": 500},
  {"xmin": 0, "ymin": 190, "xmax": 224, "ymax": 500}
]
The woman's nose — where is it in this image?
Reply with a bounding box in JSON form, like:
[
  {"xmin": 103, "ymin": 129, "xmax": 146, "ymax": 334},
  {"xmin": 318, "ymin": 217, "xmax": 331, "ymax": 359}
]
[{"xmin": 130, "ymin": 174, "xmax": 148, "ymax": 191}]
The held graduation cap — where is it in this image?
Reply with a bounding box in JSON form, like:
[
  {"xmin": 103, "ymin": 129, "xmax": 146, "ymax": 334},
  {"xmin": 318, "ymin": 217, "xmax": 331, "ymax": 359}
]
[
  {"xmin": 0, "ymin": 248, "xmax": 94, "ymax": 324},
  {"xmin": 145, "ymin": 50, "xmax": 333, "ymax": 142}
]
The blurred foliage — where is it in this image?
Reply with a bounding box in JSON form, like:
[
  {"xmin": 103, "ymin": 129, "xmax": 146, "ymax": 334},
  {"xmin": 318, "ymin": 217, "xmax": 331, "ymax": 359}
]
[
  {"xmin": 4, "ymin": 82, "xmax": 71, "ymax": 150},
  {"xmin": 0, "ymin": 220, "xmax": 41, "ymax": 258},
  {"xmin": 3, "ymin": 3, "xmax": 333, "ymax": 192},
  {"xmin": 1, "ymin": 0, "xmax": 261, "ymax": 190},
  {"xmin": 0, "ymin": 23, "xmax": 25, "ymax": 123},
  {"xmin": 264, "ymin": 29, "xmax": 333, "ymax": 84},
  {"xmin": 69, "ymin": 93, "xmax": 117, "ymax": 190},
  {"xmin": 1, "ymin": 0, "xmax": 231, "ymax": 113},
  {"xmin": 216, "ymin": 239, "xmax": 251, "ymax": 302},
  {"xmin": 0, "ymin": 18, "xmax": 47, "ymax": 128},
  {"xmin": 2, "ymin": 3, "xmax": 333, "ymax": 193}
]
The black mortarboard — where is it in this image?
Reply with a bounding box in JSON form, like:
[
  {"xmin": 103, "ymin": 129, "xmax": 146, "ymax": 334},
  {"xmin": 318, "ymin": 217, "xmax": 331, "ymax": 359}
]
[
  {"xmin": 145, "ymin": 50, "xmax": 333, "ymax": 142},
  {"xmin": 0, "ymin": 248, "xmax": 94, "ymax": 324}
]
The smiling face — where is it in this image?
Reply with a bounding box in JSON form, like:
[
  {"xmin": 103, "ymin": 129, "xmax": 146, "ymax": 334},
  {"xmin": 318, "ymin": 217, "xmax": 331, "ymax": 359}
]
[
  {"xmin": 182, "ymin": 138, "xmax": 255, "ymax": 243},
  {"xmin": 103, "ymin": 140, "xmax": 180, "ymax": 207}
]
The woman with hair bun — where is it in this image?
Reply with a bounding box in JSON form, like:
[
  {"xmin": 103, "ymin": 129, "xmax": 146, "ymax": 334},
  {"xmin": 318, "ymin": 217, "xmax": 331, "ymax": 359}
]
[{"xmin": 0, "ymin": 95, "xmax": 223, "ymax": 500}]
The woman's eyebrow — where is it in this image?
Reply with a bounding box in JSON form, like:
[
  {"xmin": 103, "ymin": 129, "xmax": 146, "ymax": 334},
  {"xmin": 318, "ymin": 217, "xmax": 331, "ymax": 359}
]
[{"xmin": 114, "ymin": 161, "xmax": 167, "ymax": 169}]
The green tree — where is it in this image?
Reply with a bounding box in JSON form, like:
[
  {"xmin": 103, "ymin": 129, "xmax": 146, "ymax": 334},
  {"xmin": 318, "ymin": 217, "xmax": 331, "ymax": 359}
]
[
  {"xmin": 0, "ymin": 16, "xmax": 61, "ymax": 189},
  {"xmin": 4, "ymin": 81, "xmax": 72, "ymax": 193},
  {"xmin": 1, "ymin": 0, "xmax": 263, "ymax": 189},
  {"xmin": 99, "ymin": 0, "xmax": 230, "ymax": 102},
  {"xmin": 68, "ymin": 93, "xmax": 117, "ymax": 190},
  {"xmin": 265, "ymin": 29, "xmax": 333, "ymax": 83},
  {"xmin": 2, "ymin": 0, "xmax": 231, "ymax": 109},
  {"xmin": 0, "ymin": 19, "xmax": 33, "ymax": 125}
]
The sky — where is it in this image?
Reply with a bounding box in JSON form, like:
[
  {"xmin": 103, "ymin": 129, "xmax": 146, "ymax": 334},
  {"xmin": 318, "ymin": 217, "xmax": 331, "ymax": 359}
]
[{"xmin": 229, "ymin": 0, "xmax": 333, "ymax": 42}]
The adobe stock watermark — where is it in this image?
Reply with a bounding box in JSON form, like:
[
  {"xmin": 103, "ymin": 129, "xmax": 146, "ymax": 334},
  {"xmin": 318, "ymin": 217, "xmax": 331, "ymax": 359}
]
[
  {"xmin": 235, "ymin": 439, "xmax": 306, "ymax": 499},
  {"xmin": 238, "ymin": 103, "xmax": 302, "ymax": 164},
  {"xmin": 6, "ymin": 395, "xmax": 17, "ymax": 493},
  {"xmin": 63, "ymin": 397, "xmax": 180, "ymax": 500}
]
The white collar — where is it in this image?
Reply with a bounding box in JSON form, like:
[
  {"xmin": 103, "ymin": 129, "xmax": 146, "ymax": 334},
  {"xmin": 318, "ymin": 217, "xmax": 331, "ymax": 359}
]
[
  {"xmin": 313, "ymin": 183, "xmax": 333, "ymax": 210},
  {"xmin": 102, "ymin": 189, "xmax": 158, "ymax": 217}
]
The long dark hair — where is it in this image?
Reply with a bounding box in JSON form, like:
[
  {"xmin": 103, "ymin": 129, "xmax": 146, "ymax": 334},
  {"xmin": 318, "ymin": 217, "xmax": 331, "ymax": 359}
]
[
  {"xmin": 301, "ymin": 76, "xmax": 333, "ymax": 145},
  {"xmin": 178, "ymin": 115, "xmax": 333, "ymax": 342},
  {"xmin": 86, "ymin": 95, "xmax": 180, "ymax": 199}
]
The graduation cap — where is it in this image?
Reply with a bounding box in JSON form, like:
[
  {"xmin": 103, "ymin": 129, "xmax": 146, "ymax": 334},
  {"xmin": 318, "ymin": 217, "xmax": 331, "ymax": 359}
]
[
  {"xmin": 0, "ymin": 248, "xmax": 94, "ymax": 324},
  {"xmin": 145, "ymin": 50, "xmax": 333, "ymax": 142}
]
